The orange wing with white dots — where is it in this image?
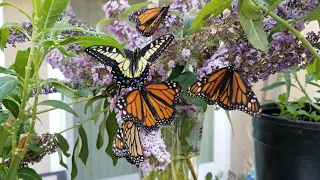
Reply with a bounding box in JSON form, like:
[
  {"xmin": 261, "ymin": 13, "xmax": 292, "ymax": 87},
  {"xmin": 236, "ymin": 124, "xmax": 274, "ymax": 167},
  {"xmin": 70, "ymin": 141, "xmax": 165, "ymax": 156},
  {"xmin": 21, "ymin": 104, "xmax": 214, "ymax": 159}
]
[
  {"xmin": 187, "ymin": 66, "xmax": 261, "ymax": 117},
  {"xmin": 117, "ymin": 81, "xmax": 182, "ymax": 130}
]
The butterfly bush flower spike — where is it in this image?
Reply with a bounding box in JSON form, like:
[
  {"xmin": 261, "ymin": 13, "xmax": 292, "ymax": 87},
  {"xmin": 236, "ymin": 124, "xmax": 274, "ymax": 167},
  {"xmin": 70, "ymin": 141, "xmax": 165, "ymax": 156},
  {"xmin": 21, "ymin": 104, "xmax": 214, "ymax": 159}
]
[{"xmin": 139, "ymin": 129, "xmax": 171, "ymax": 175}]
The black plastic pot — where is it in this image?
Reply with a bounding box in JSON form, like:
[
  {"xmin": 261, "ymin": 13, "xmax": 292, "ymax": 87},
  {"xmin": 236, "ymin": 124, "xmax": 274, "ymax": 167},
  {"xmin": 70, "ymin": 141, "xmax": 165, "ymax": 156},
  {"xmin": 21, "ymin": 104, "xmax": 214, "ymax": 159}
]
[{"xmin": 252, "ymin": 103, "xmax": 320, "ymax": 180}]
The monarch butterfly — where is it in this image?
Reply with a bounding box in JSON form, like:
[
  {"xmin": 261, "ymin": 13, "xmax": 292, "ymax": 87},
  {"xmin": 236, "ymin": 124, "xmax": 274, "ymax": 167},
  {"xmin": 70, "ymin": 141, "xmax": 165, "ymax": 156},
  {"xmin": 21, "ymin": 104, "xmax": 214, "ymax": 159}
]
[
  {"xmin": 117, "ymin": 81, "xmax": 182, "ymax": 130},
  {"xmin": 85, "ymin": 34, "xmax": 174, "ymax": 88},
  {"xmin": 187, "ymin": 66, "xmax": 261, "ymax": 117},
  {"xmin": 113, "ymin": 120, "xmax": 144, "ymax": 164},
  {"xmin": 129, "ymin": 6, "xmax": 170, "ymax": 37}
]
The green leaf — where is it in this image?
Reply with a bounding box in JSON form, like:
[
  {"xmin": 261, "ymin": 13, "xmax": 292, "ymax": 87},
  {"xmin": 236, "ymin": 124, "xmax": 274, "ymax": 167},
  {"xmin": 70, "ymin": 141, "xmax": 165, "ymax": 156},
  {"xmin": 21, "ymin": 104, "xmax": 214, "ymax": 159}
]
[
  {"xmin": 105, "ymin": 110, "xmax": 118, "ymax": 166},
  {"xmin": 168, "ymin": 65, "xmax": 185, "ymax": 81},
  {"xmin": 0, "ymin": 27, "xmax": 9, "ymax": 51},
  {"xmin": 0, "ymin": 66, "xmax": 18, "ymax": 76},
  {"xmin": 96, "ymin": 116, "xmax": 107, "ymax": 150},
  {"xmin": 316, "ymin": 59, "xmax": 320, "ymax": 79},
  {"xmin": 239, "ymin": 0, "xmax": 269, "ymax": 53},
  {"xmin": 12, "ymin": 49, "xmax": 33, "ymax": 78},
  {"xmin": 306, "ymin": 59, "xmax": 317, "ymax": 75},
  {"xmin": 54, "ymin": 133, "xmax": 70, "ymax": 157},
  {"xmin": 174, "ymin": 71, "xmax": 197, "ymax": 88},
  {"xmin": 225, "ymin": 110, "xmax": 234, "ymax": 138},
  {"xmin": 78, "ymin": 125, "xmax": 89, "ymax": 165},
  {"xmin": 38, "ymin": 0, "xmax": 69, "ymax": 30},
  {"xmin": 305, "ymin": 73, "xmax": 316, "ymax": 83},
  {"xmin": 205, "ymin": 172, "xmax": 213, "ymax": 180},
  {"xmin": 84, "ymin": 95, "xmax": 106, "ymax": 114},
  {"xmin": 260, "ymin": 81, "xmax": 285, "ymax": 91},
  {"xmin": 2, "ymin": 23, "xmax": 31, "ymax": 39},
  {"xmin": 3, "ymin": 96, "xmax": 20, "ymax": 118},
  {"xmin": 0, "ymin": 166, "xmax": 7, "ymax": 179},
  {"xmin": 57, "ymin": 35, "xmax": 124, "ymax": 55},
  {"xmin": 0, "ymin": 2, "xmax": 31, "ymax": 20},
  {"xmin": 282, "ymin": 71, "xmax": 291, "ymax": 102},
  {"xmin": 182, "ymin": 16, "xmax": 194, "ymax": 37},
  {"xmin": 122, "ymin": 1, "xmax": 151, "ymax": 16},
  {"xmin": 185, "ymin": 96, "xmax": 207, "ymax": 111},
  {"xmin": 265, "ymin": 0, "xmax": 284, "ymax": 14},
  {"xmin": 57, "ymin": 46, "xmax": 76, "ymax": 57},
  {"xmin": 57, "ymin": 147, "xmax": 68, "ymax": 169},
  {"xmin": 38, "ymin": 100, "xmax": 78, "ymax": 117},
  {"xmin": 242, "ymin": 1, "xmax": 262, "ymax": 20},
  {"xmin": 17, "ymin": 168, "xmax": 42, "ymax": 180},
  {"xmin": 51, "ymin": 81, "xmax": 78, "ymax": 98},
  {"xmin": 96, "ymin": 18, "xmax": 115, "ymax": 33},
  {"xmin": 191, "ymin": 0, "xmax": 233, "ymax": 30},
  {"xmin": 71, "ymin": 138, "xmax": 79, "ymax": 180},
  {"xmin": 278, "ymin": 93, "xmax": 287, "ymax": 103},
  {"xmin": 306, "ymin": 5, "xmax": 320, "ymax": 22},
  {"xmin": 0, "ymin": 76, "xmax": 18, "ymax": 101},
  {"xmin": 32, "ymin": 0, "xmax": 42, "ymax": 16}
]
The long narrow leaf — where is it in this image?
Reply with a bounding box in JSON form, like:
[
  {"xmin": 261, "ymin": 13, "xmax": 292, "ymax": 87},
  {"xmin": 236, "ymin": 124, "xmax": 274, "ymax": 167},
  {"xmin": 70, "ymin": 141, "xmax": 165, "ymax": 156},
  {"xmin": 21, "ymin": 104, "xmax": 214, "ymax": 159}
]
[
  {"xmin": 105, "ymin": 111, "xmax": 118, "ymax": 166},
  {"xmin": 0, "ymin": 2, "xmax": 31, "ymax": 20},
  {"xmin": 78, "ymin": 125, "xmax": 89, "ymax": 165},
  {"xmin": 38, "ymin": 100, "xmax": 78, "ymax": 117},
  {"xmin": 71, "ymin": 138, "xmax": 79, "ymax": 180}
]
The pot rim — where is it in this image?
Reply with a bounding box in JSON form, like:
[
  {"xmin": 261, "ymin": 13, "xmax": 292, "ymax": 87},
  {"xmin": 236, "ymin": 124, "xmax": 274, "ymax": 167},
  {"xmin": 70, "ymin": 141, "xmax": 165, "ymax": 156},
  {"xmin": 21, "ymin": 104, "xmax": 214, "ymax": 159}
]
[{"xmin": 255, "ymin": 102, "xmax": 320, "ymax": 130}]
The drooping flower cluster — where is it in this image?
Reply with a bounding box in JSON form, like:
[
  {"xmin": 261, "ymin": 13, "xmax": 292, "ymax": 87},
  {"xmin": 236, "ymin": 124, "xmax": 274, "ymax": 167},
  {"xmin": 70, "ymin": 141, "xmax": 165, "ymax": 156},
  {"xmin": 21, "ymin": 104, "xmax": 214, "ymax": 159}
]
[
  {"xmin": 7, "ymin": 21, "xmax": 32, "ymax": 47},
  {"xmin": 139, "ymin": 129, "xmax": 171, "ymax": 175}
]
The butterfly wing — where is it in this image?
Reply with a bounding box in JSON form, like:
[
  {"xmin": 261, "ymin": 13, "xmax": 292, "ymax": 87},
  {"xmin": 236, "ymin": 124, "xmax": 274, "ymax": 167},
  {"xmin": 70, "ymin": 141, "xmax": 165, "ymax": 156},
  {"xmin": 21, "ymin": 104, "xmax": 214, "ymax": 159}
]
[
  {"xmin": 113, "ymin": 124, "xmax": 129, "ymax": 158},
  {"xmin": 187, "ymin": 67, "xmax": 229, "ymax": 105},
  {"xmin": 85, "ymin": 46, "xmax": 149, "ymax": 88},
  {"xmin": 145, "ymin": 81, "xmax": 182, "ymax": 124},
  {"xmin": 139, "ymin": 34, "xmax": 174, "ymax": 63},
  {"xmin": 113, "ymin": 120, "xmax": 144, "ymax": 164},
  {"xmin": 187, "ymin": 66, "xmax": 261, "ymax": 117},
  {"xmin": 85, "ymin": 46, "xmax": 130, "ymax": 67},
  {"xmin": 129, "ymin": 6, "xmax": 169, "ymax": 37},
  {"xmin": 117, "ymin": 90, "xmax": 158, "ymax": 129},
  {"xmin": 229, "ymin": 70, "xmax": 261, "ymax": 117}
]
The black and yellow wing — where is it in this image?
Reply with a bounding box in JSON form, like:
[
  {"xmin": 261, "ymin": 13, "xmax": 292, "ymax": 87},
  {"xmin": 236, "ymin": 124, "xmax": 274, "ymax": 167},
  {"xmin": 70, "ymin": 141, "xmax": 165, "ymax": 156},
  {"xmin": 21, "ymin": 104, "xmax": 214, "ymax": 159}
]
[
  {"xmin": 113, "ymin": 120, "xmax": 144, "ymax": 164},
  {"xmin": 85, "ymin": 46, "xmax": 149, "ymax": 88},
  {"xmin": 187, "ymin": 66, "xmax": 261, "ymax": 117},
  {"xmin": 129, "ymin": 6, "xmax": 169, "ymax": 37},
  {"xmin": 139, "ymin": 34, "xmax": 174, "ymax": 63}
]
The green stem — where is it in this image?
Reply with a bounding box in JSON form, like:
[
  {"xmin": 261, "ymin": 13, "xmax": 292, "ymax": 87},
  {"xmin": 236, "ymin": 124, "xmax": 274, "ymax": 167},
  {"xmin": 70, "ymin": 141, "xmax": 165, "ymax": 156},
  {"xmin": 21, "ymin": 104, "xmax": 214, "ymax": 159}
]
[
  {"xmin": 294, "ymin": 73, "xmax": 312, "ymax": 101},
  {"xmin": 59, "ymin": 106, "xmax": 110, "ymax": 134},
  {"xmin": 255, "ymin": 2, "xmax": 320, "ymax": 61},
  {"xmin": 6, "ymin": 155, "xmax": 21, "ymax": 180},
  {"xmin": 181, "ymin": 160, "xmax": 187, "ymax": 180},
  {"xmin": 0, "ymin": 128, "xmax": 10, "ymax": 156},
  {"xmin": 186, "ymin": 158, "xmax": 197, "ymax": 180},
  {"xmin": 21, "ymin": 72, "xmax": 42, "ymax": 157},
  {"xmin": 36, "ymin": 97, "xmax": 93, "ymax": 115}
]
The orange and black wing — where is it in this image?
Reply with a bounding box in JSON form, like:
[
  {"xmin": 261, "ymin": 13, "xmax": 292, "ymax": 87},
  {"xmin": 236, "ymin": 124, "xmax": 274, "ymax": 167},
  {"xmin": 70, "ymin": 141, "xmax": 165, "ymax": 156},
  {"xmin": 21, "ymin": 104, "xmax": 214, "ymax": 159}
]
[
  {"xmin": 117, "ymin": 90, "xmax": 158, "ymax": 129},
  {"xmin": 229, "ymin": 70, "xmax": 261, "ymax": 117},
  {"xmin": 129, "ymin": 6, "xmax": 169, "ymax": 37},
  {"xmin": 112, "ymin": 120, "xmax": 144, "ymax": 164},
  {"xmin": 145, "ymin": 81, "xmax": 182, "ymax": 124},
  {"xmin": 187, "ymin": 67, "xmax": 229, "ymax": 105},
  {"xmin": 187, "ymin": 66, "xmax": 261, "ymax": 117}
]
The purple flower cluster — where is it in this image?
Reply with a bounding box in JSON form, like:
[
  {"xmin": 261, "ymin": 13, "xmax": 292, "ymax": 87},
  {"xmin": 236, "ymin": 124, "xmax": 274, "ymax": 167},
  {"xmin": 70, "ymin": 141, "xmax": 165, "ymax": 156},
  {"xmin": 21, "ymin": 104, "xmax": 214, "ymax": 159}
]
[
  {"xmin": 45, "ymin": 49, "xmax": 113, "ymax": 84},
  {"xmin": 148, "ymin": 62, "xmax": 168, "ymax": 82},
  {"xmin": 102, "ymin": 1, "xmax": 146, "ymax": 49},
  {"xmin": 194, "ymin": 0, "xmax": 320, "ymax": 83},
  {"xmin": 139, "ymin": 128, "xmax": 171, "ymax": 175},
  {"xmin": 7, "ymin": 21, "xmax": 32, "ymax": 47}
]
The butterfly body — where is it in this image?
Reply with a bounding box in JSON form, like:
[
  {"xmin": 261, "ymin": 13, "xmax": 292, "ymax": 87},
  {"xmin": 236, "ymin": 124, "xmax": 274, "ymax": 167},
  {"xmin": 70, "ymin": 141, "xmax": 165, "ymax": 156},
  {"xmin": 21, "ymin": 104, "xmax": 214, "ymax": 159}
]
[
  {"xmin": 117, "ymin": 81, "xmax": 182, "ymax": 130},
  {"xmin": 85, "ymin": 34, "xmax": 174, "ymax": 88},
  {"xmin": 129, "ymin": 6, "xmax": 170, "ymax": 37},
  {"xmin": 187, "ymin": 66, "xmax": 261, "ymax": 117}
]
